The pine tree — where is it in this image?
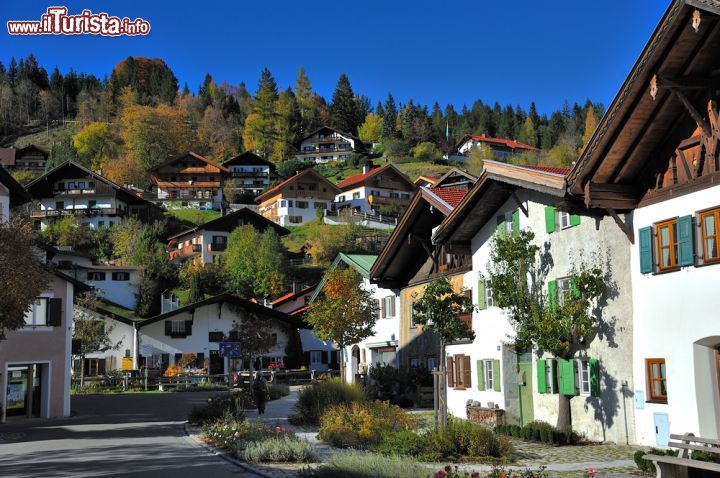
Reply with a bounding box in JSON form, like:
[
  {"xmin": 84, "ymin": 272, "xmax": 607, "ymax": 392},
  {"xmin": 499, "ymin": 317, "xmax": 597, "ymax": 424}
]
[
  {"xmin": 295, "ymin": 66, "xmax": 314, "ymax": 132},
  {"xmin": 517, "ymin": 117, "xmax": 538, "ymax": 147},
  {"xmin": 381, "ymin": 93, "xmax": 398, "ymax": 139},
  {"xmin": 242, "ymin": 68, "xmax": 279, "ymax": 157},
  {"xmin": 272, "ymin": 88, "xmax": 301, "ymax": 162},
  {"xmin": 330, "ymin": 74, "xmax": 360, "ymax": 134}
]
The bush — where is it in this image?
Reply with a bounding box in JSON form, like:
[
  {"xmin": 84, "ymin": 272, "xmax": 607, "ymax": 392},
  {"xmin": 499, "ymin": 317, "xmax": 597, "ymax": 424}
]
[
  {"xmin": 494, "ymin": 420, "xmax": 578, "ymax": 446},
  {"xmin": 299, "ymin": 451, "xmax": 428, "ymax": 478},
  {"xmin": 241, "ymin": 435, "xmax": 317, "ymax": 463},
  {"xmin": 268, "ymin": 383, "xmax": 290, "ymax": 400},
  {"xmin": 319, "ymin": 400, "xmax": 416, "ymax": 449},
  {"xmin": 203, "ymin": 416, "xmax": 295, "ymax": 453},
  {"xmin": 634, "ymin": 448, "xmax": 680, "ymax": 472},
  {"xmin": 367, "ymin": 364, "xmax": 429, "ymax": 404},
  {"xmin": 187, "ymin": 390, "xmax": 250, "ymax": 424},
  {"xmin": 291, "ymin": 379, "xmax": 365, "ymax": 425},
  {"xmin": 376, "ymin": 429, "xmax": 424, "ymax": 456},
  {"xmin": 691, "ymin": 449, "xmax": 720, "ymax": 463}
]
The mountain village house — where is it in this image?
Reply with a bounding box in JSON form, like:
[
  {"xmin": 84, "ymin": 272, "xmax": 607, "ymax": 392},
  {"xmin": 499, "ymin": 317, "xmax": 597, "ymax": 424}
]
[
  {"xmin": 295, "ymin": 126, "xmax": 365, "ymax": 164},
  {"xmin": 26, "ymin": 161, "xmax": 161, "ymax": 231},
  {"xmin": 432, "ymin": 161, "xmax": 635, "ymax": 444},
  {"xmin": 433, "ymin": 168, "xmax": 478, "ymax": 191},
  {"xmin": 334, "ymin": 164, "xmax": 416, "ymax": 216},
  {"xmin": 222, "ymin": 152, "xmax": 281, "ymax": 203},
  {"xmin": 567, "ymin": 0, "xmax": 720, "ymax": 446},
  {"xmin": 167, "ymin": 207, "xmax": 289, "ymax": 265},
  {"xmin": 0, "ymin": 144, "xmax": 49, "ymax": 176},
  {"xmin": 310, "ymin": 253, "xmax": 401, "ymax": 383},
  {"xmin": 453, "ymin": 135, "xmax": 537, "ymax": 161},
  {"xmin": 0, "ymin": 168, "xmax": 86, "ymax": 421},
  {"xmin": 149, "ymin": 152, "xmax": 228, "ymax": 210},
  {"xmin": 255, "ymin": 168, "xmax": 340, "ymax": 226}
]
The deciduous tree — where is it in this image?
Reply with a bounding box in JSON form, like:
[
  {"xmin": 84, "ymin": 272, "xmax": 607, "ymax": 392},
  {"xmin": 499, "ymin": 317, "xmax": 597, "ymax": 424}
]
[{"xmin": 358, "ymin": 113, "xmax": 383, "ymax": 144}]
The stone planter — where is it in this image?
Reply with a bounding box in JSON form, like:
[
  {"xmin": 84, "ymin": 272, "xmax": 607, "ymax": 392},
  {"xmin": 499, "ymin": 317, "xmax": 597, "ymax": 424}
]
[{"xmin": 466, "ymin": 405, "xmax": 505, "ymax": 427}]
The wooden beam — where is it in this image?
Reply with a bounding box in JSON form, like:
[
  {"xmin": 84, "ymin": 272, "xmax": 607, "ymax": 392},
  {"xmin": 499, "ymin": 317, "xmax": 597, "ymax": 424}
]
[
  {"xmin": 676, "ymin": 148, "xmax": 694, "ymax": 179},
  {"xmin": 584, "ymin": 182, "xmax": 638, "ymax": 210},
  {"xmin": 656, "ymin": 74, "xmax": 720, "ymax": 90},
  {"xmin": 509, "ymin": 191, "xmax": 529, "ymax": 217},
  {"xmin": 669, "ymin": 87, "xmax": 712, "ymax": 136},
  {"xmin": 605, "ymin": 208, "xmax": 635, "ymax": 244}
]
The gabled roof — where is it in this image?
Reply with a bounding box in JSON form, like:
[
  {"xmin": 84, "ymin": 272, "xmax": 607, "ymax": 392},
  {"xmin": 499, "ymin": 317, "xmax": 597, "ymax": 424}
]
[
  {"xmin": 413, "ymin": 175, "xmax": 439, "ymax": 186},
  {"xmin": 370, "ymin": 186, "xmax": 467, "ymax": 288},
  {"xmin": 457, "ymin": 134, "xmax": 538, "ymax": 152},
  {"xmin": 223, "ymin": 151, "xmax": 276, "ymax": 171},
  {"xmin": 0, "ymin": 166, "xmax": 31, "ymax": 207},
  {"xmin": 255, "ymin": 168, "xmax": 341, "ymax": 203},
  {"xmin": 428, "ymin": 187, "xmax": 466, "ymax": 208},
  {"xmin": 432, "ymin": 161, "xmax": 567, "ymax": 249},
  {"xmin": 567, "ymin": 0, "xmax": 720, "ymax": 202},
  {"xmin": 335, "ymin": 164, "xmax": 415, "ymax": 191},
  {"xmin": 26, "ymin": 161, "xmax": 152, "ymax": 205},
  {"xmin": 167, "ymin": 207, "xmax": 290, "ymax": 242},
  {"xmin": 297, "ymin": 126, "xmax": 362, "ymax": 145},
  {"xmin": 434, "ymin": 168, "xmax": 478, "ymax": 189},
  {"xmin": 137, "ymin": 293, "xmax": 296, "ymax": 328},
  {"xmin": 310, "ymin": 253, "xmax": 377, "ymax": 302},
  {"xmin": 148, "ymin": 151, "xmax": 229, "ymax": 173},
  {"xmin": 17, "ymin": 144, "xmax": 48, "ymax": 156},
  {"xmin": 520, "ymin": 165, "xmax": 570, "ymax": 176},
  {"xmin": 272, "ymin": 284, "xmax": 317, "ymax": 307}
]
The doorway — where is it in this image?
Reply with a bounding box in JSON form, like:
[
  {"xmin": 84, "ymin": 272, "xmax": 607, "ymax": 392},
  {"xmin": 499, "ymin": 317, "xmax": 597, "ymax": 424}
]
[
  {"xmin": 5, "ymin": 364, "xmax": 44, "ymax": 419},
  {"xmin": 517, "ymin": 353, "xmax": 534, "ymax": 426}
]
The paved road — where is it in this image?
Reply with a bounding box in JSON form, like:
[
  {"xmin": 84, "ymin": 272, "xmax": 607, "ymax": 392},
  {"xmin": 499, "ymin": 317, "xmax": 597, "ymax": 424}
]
[{"xmin": 0, "ymin": 391, "xmax": 260, "ymax": 478}]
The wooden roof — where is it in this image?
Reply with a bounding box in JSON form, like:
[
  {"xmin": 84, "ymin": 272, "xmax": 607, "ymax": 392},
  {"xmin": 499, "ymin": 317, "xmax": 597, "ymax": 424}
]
[
  {"xmin": 222, "ymin": 151, "xmax": 276, "ymax": 171},
  {"xmin": 335, "ymin": 164, "xmax": 415, "ymax": 191},
  {"xmin": 567, "ymin": 0, "xmax": 720, "ymax": 208},
  {"xmin": 255, "ymin": 168, "xmax": 341, "ymax": 203},
  {"xmin": 148, "ymin": 151, "xmax": 229, "ymax": 174},
  {"xmin": 167, "ymin": 207, "xmax": 290, "ymax": 242}
]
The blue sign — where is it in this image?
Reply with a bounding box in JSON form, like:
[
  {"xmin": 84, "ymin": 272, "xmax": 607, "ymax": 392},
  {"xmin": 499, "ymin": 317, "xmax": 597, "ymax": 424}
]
[{"xmin": 219, "ymin": 342, "xmax": 241, "ymax": 357}]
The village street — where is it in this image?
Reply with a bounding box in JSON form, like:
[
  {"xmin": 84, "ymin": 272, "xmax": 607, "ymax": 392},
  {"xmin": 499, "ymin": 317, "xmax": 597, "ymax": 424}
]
[{"xmin": 0, "ymin": 392, "xmax": 263, "ymax": 478}]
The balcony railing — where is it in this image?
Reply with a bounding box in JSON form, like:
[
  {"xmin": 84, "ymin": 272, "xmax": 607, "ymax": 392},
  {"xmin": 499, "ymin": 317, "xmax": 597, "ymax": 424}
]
[
  {"xmin": 208, "ymin": 243, "xmax": 226, "ymax": 252},
  {"xmin": 53, "ymin": 183, "xmax": 115, "ymax": 196},
  {"xmin": 32, "ymin": 208, "xmax": 127, "ymax": 218},
  {"xmin": 230, "ymin": 171, "xmax": 270, "ymax": 178},
  {"xmin": 367, "ymin": 194, "xmax": 411, "ymax": 206},
  {"xmin": 169, "ymin": 243, "xmax": 202, "ymax": 260}
]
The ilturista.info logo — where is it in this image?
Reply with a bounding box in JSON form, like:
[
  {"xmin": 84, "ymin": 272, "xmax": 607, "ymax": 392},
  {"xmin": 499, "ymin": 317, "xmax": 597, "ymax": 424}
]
[{"xmin": 7, "ymin": 7, "xmax": 151, "ymax": 36}]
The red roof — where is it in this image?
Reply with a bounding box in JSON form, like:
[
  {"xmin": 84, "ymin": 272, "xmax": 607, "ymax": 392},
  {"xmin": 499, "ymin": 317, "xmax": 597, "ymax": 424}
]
[
  {"xmin": 427, "ymin": 187, "xmax": 468, "ymax": 208},
  {"xmin": 272, "ymin": 285, "xmax": 316, "ymax": 306},
  {"xmin": 336, "ymin": 167, "xmax": 382, "ymax": 189},
  {"xmin": 463, "ymin": 135, "xmax": 538, "ymax": 151},
  {"xmin": 518, "ymin": 165, "xmax": 570, "ymax": 175}
]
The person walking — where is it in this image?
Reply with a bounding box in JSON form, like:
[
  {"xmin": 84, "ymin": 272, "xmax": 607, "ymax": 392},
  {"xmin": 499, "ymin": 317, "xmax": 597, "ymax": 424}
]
[{"xmin": 252, "ymin": 372, "xmax": 269, "ymax": 415}]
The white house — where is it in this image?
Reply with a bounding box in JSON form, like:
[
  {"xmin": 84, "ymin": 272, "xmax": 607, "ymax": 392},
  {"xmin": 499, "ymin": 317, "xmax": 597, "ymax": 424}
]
[
  {"xmin": 256, "ymin": 168, "xmax": 340, "ymax": 226},
  {"xmin": 309, "ymin": 253, "xmax": 401, "ymax": 382},
  {"xmin": 566, "ymin": 0, "xmax": 720, "ymax": 446},
  {"xmin": 334, "ymin": 164, "xmax": 415, "ymax": 216},
  {"xmin": 295, "ymin": 126, "xmax": 365, "ymax": 164},
  {"xmin": 167, "ymin": 207, "xmax": 290, "ymax": 265},
  {"xmin": 222, "ymin": 152, "xmax": 282, "ymax": 203},
  {"xmin": 433, "ymin": 161, "xmax": 636, "ymax": 444},
  {"xmin": 454, "ymin": 134, "xmax": 537, "ymax": 161}
]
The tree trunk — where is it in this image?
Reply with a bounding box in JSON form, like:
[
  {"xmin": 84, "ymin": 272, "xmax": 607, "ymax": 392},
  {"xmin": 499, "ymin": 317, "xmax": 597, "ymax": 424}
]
[
  {"xmin": 79, "ymin": 355, "xmax": 85, "ymax": 387},
  {"xmin": 439, "ymin": 341, "xmax": 447, "ymax": 428},
  {"xmin": 557, "ymin": 393, "xmax": 572, "ymax": 430},
  {"xmin": 339, "ymin": 347, "xmax": 346, "ymax": 383}
]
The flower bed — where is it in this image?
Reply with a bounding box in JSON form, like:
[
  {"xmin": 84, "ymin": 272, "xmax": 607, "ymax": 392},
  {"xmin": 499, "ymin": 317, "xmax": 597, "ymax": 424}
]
[{"xmin": 494, "ymin": 421, "xmax": 579, "ymax": 446}]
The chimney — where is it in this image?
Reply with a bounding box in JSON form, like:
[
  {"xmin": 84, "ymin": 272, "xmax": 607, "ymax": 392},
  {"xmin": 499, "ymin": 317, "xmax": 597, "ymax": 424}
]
[
  {"xmin": 161, "ymin": 290, "xmax": 179, "ymax": 313},
  {"xmin": 362, "ymin": 165, "xmax": 369, "ymax": 174}
]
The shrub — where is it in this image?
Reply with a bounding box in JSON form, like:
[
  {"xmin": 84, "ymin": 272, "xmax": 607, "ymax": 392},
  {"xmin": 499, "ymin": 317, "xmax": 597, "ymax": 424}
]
[
  {"xmin": 691, "ymin": 450, "xmax": 720, "ymax": 463},
  {"xmin": 318, "ymin": 400, "xmax": 416, "ymax": 449},
  {"xmin": 187, "ymin": 390, "xmax": 249, "ymax": 424},
  {"xmin": 634, "ymin": 448, "xmax": 680, "ymax": 472},
  {"xmin": 241, "ymin": 435, "xmax": 317, "ymax": 463},
  {"xmin": 268, "ymin": 383, "xmax": 290, "ymax": 400},
  {"xmin": 495, "ymin": 420, "xmax": 578, "ymax": 446},
  {"xmin": 376, "ymin": 430, "xmax": 424, "ymax": 456},
  {"xmin": 292, "ymin": 379, "xmax": 365, "ymax": 425},
  {"xmin": 203, "ymin": 416, "xmax": 295, "ymax": 453},
  {"xmin": 300, "ymin": 451, "xmax": 428, "ymax": 478},
  {"xmin": 366, "ymin": 364, "xmax": 431, "ymax": 405}
]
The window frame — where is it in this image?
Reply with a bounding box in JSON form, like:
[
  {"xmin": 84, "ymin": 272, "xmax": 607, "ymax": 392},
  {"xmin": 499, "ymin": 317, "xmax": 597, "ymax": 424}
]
[
  {"xmin": 485, "ymin": 281, "xmax": 494, "ymax": 308},
  {"xmin": 309, "ymin": 350, "xmax": 323, "ymax": 364},
  {"xmin": 655, "ymin": 218, "xmax": 679, "ymax": 271},
  {"xmin": 483, "ymin": 358, "xmax": 494, "ymax": 391},
  {"xmin": 556, "ymin": 276, "xmax": 572, "ymax": 306},
  {"xmin": 171, "ymin": 320, "xmax": 186, "ymax": 335},
  {"xmin": 24, "ymin": 297, "xmax": 49, "ymax": 327},
  {"xmin": 558, "ymin": 211, "xmax": 571, "ymax": 229},
  {"xmin": 699, "ymin": 208, "xmax": 720, "ymax": 263},
  {"xmin": 111, "ymin": 272, "xmax": 130, "ymax": 281},
  {"xmin": 646, "ymin": 358, "xmax": 668, "ymax": 403},
  {"xmin": 576, "ymin": 359, "xmax": 591, "ymax": 396},
  {"xmin": 87, "ymin": 271, "xmax": 107, "ymax": 281}
]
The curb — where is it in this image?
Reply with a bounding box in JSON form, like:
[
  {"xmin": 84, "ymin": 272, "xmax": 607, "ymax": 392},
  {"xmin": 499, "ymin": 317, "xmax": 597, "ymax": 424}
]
[{"xmin": 183, "ymin": 422, "xmax": 281, "ymax": 478}]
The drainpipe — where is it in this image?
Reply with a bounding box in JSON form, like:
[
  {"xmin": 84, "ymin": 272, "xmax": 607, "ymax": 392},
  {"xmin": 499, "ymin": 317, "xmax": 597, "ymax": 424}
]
[{"xmin": 132, "ymin": 323, "xmax": 139, "ymax": 370}]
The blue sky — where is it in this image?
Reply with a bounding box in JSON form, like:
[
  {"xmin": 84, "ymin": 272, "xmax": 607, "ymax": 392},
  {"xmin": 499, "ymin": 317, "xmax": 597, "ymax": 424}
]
[{"xmin": 0, "ymin": 1, "xmax": 668, "ymax": 114}]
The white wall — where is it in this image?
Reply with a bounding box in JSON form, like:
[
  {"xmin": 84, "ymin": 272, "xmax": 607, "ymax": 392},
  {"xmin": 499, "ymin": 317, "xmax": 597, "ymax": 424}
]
[
  {"xmin": 0, "ymin": 182, "xmax": 10, "ymax": 222},
  {"xmin": 631, "ymin": 184, "xmax": 720, "ymax": 445},
  {"xmin": 272, "ymin": 196, "xmax": 331, "ymax": 226},
  {"xmin": 84, "ymin": 270, "xmax": 140, "ymax": 309},
  {"xmin": 84, "ymin": 317, "xmax": 135, "ymax": 373}
]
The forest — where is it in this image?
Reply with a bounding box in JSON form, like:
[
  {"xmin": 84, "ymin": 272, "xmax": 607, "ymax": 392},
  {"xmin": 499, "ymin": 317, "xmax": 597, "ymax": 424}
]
[{"xmin": 0, "ymin": 54, "xmax": 603, "ymax": 187}]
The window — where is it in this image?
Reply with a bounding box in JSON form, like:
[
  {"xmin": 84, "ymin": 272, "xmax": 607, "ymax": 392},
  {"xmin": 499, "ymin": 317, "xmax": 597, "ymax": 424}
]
[
  {"xmin": 656, "ymin": 219, "xmax": 678, "ymax": 270},
  {"xmin": 112, "ymin": 272, "xmax": 130, "ymax": 281},
  {"xmin": 576, "ymin": 359, "xmax": 591, "ymax": 396},
  {"xmin": 98, "ymin": 221, "xmax": 105, "ymax": 228},
  {"xmin": 556, "ymin": 277, "xmax": 572, "ymax": 305},
  {"xmin": 700, "ymin": 208, "xmax": 719, "ymax": 262},
  {"xmin": 483, "ymin": 359, "xmax": 494, "ymax": 391},
  {"xmin": 289, "ymin": 216, "xmax": 303, "ymax": 224},
  {"xmin": 67, "ymin": 182, "xmax": 76, "ymax": 189},
  {"xmin": 453, "ymin": 354, "xmax": 472, "ymax": 389},
  {"xmin": 337, "ymin": 195, "xmax": 345, "ymax": 202},
  {"xmin": 380, "ymin": 296, "xmax": 396, "ymax": 319},
  {"xmin": 24, "ymin": 298, "xmax": 48, "ymax": 326},
  {"xmin": 271, "ymin": 333, "xmax": 278, "ymax": 345},
  {"xmin": 646, "ymin": 358, "xmax": 667, "ymax": 402},
  {"xmin": 486, "ymin": 281, "xmax": 494, "ymax": 307},
  {"xmin": 314, "ymin": 202, "xmax": 327, "ymax": 209},
  {"xmin": 87, "ymin": 272, "xmax": 106, "ymax": 281},
  {"xmin": 89, "ymin": 200, "xmax": 96, "ymax": 209},
  {"xmin": 409, "ymin": 357, "xmax": 419, "ymax": 368},
  {"xmin": 78, "ymin": 181, "xmax": 86, "ymax": 189},
  {"xmin": 558, "ymin": 211, "xmax": 571, "ymax": 229},
  {"xmin": 297, "ymin": 201, "xmax": 308, "ymax": 209},
  {"xmin": 427, "ymin": 357, "xmax": 437, "ymax": 371},
  {"xmin": 208, "ymin": 331, "xmax": 224, "ymax": 342},
  {"xmin": 310, "ymin": 351, "xmax": 323, "ymax": 364},
  {"xmin": 280, "ymin": 200, "xmax": 287, "ymax": 207},
  {"xmin": 171, "ymin": 320, "xmax": 186, "ymax": 335},
  {"xmin": 545, "ymin": 360, "xmax": 556, "ymax": 393},
  {"xmin": 352, "ymin": 192, "xmax": 360, "ymax": 200}
]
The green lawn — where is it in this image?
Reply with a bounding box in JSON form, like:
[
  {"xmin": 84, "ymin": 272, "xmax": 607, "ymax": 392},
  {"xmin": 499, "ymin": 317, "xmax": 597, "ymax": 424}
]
[
  {"xmin": 166, "ymin": 209, "xmax": 221, "ymax": 226},
  {"xmin": 97, "ymin": 302, "xmax": 143, "ymax": 322},
  {"xmin": 12, "ymin": 122, "xmax": 78, "ymax": 150},
  {"xmin": 316, "ymin": 160, "xmax": 454, "ymax": 183}
]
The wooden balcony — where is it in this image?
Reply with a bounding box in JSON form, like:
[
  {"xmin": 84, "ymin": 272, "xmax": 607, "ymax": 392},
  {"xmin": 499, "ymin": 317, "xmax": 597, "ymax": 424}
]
[
  {"xmin": 208, "ymin": 243, "xmax": 226, "ymax": 252},
  {"xmin": 53, "ymin": 183, "xmax": 116, "ymax": 196},
  {"xmin": 367, "ymin": 194, "xmax": 411, "ymax": 207},
  {"xmin": 169, "ymin": 243, "xmax": 202, "ymax": 260},
  {"xmin": 31, "ymin": 208, "xmax": 127, "ymax": 219}
]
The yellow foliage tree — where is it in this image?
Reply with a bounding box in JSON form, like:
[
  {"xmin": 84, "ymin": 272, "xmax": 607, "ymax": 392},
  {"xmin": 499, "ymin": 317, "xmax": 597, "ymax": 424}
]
[
  {"xmin": 72, "ymin": 122, "xmax": 120, "ymax": 171},
  {"xmin": 358, "ymin": 113, "xmax": 383, "ymax": 144},
  {"xmin": 581, "ymin": 105, "xmax": 599, "ymax": 152}
]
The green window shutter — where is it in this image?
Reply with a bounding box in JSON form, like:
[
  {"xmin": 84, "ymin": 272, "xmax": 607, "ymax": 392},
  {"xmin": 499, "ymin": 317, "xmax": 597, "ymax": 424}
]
[
  {"xmin": 549, "ymin": 359, "xmax": 557, "ymax": 393},
  {"xmin": 570, "ymin": 214, "xmax": 581, "ymax": 227},
  {"xmin": 570, "ymin": 275, "xmax": 580, "ymax": 298},
  {"xmin": 544, "ymin": 206, "xmax": 556, "ymax": 233},
  {"xmin": 512, "ymin": 210, "xmax": 520, "ymax": 235},
  {"xmin": 558, "ymin": 359, "xmax": 577, "ymax": 396},
  {"xmin": 477, "ymin": 280, "xmax": 486, "ymax": 310},
  {"xmin": 589, "ymin": 358, "xmax": 600, "ymax": 397},
  {"xmin": 476, "ymin": 360, "xmax": 485, "ymax": 390},
  {"xmin": 536, "ymin": 359, "xmax": 546, "ymax": 393},
  {"xmin": 548, "ymin": 280, "xmax": 557, "ymax": 312},
  {"xmin": 496, "ymin": 216, "xmax": 506, "ymax": 237},
  {"xmin": 677, "ymin": 215, "xmax": 695, "ymax": 266},
  {"xmin": 638, "ymin": 227, "xmax": 654, "ymax": 273},
  {"xmin": 492, "ymin": 359, "xmax": 501, "ymax": 391}
]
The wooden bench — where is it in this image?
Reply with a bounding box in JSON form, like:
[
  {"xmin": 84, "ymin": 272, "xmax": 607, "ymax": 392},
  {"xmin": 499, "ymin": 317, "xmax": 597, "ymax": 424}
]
[{"xmin": 644, "ymin": 433, "xmax": 720, "ymax": 478}]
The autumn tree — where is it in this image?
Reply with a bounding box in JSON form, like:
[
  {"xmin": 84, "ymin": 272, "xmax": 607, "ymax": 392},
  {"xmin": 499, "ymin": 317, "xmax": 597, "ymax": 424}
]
[
  {"xmin": 581, "ymin": 105, "xmax": 599, "ymax": 152},
  {"xmin": 198, "ymin": 106, "xmax": 239, "ymax": 162},
  {"xmin": 488, "ymin": 229, "xmax": 605, "ymax": 430},
  {"xmin": 72, "ymin": 122, "xmax": 120, "ymax": 171},
  {"xmin": 467, "ymin": 143, "xmax": 494, "ymax": 176},
  {"xmin": 306, "ymin": 268, "xmax": 377, "ymax": 381},
  {"xmin": 243, "ymin": 68, "xmax": 278, "ymax": 158},
  {"xmin": 73, "ymin": 291, "xmax": 121, "ymax": 384},
  {"xmin": 0, "ymin": 218, "xmax": 49, "ymax": 341},
  {"xmin": 518, "ymin": 117, "xmax": 538, "ymax": 148},
  {"xmin": 358, "ymin": 113, "xmax": 383, "ymax": 144},
  {"xmin": 42, "ymin": 216, "xmax": 94, "ymax": 249},
  {"xmin": 103, "ymin": 156, "xmax": 147, "ymax": 188},
  {"xmin": 228, "ymin": 309, "xmax": 274, "ymax": 372},
  {"xmin": 224, "ymin": 225, "xmax": 286, "ymax": 299},
  {"xmin": 412, "ymin": 277, "xmax": 475, "ymax": 427}
]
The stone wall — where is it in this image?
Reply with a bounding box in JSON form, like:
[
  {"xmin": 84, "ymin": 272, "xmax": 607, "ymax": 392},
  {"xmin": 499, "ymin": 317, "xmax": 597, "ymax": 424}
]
[{"xmin": 466, "ymin": 405, "xmax": 505, "ymax": 427}]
